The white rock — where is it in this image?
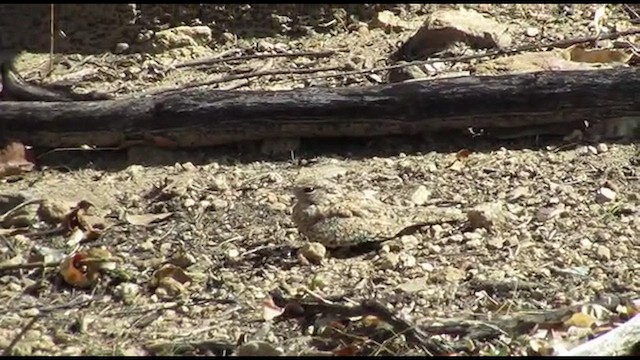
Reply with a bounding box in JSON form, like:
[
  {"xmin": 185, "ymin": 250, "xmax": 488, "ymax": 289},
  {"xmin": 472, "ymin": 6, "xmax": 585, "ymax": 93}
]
[
  {"xmin": 183, "ymin": 198, "xmax": 196, "ymax": 208},
  {"xmin": 410, "ymin": 185, "xmax": 432, "ymax": 205},
  {"xmin": 595, "ymin": 245, "xmax": 611, "ymax": 260},
  {"xmin": 579, "ymin": 238, "xmax": 593, "ymax": 250},
  {"xmin": 525, "ymin": 27, "xmax": 539, "ymax": 37},
  {"xmin": 596, "ymin": 143, "xmax": 608, "ymax": 153},
  {"xmin": 595, "ymin": 187, "xmax": 616, "ymax": 203}
]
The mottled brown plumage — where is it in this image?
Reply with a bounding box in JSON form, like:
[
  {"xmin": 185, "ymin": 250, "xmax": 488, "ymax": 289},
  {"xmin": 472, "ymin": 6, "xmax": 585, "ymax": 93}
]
[
  {"xmin": 291, "ymin": 179, "xmax": 403, "ymax": 247},
  {"xmin": 291, "ymin": 178, "xmax": 466, "ymax": 248}
]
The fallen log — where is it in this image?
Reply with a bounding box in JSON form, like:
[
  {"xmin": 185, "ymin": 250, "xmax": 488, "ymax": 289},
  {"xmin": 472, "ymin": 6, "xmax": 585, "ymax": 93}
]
[{"xmin": 1, "ymin": 67, "xmax": 639, "ymax": 148}]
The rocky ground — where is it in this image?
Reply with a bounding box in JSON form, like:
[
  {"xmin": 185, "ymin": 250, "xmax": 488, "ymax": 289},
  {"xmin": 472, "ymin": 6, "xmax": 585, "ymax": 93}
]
[{"xmin": 1, "ymin": 4, "xmax": 640, "ymax": 356}]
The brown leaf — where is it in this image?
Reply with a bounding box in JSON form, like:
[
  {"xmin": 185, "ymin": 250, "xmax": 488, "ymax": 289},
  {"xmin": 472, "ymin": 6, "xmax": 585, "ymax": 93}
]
[
  {"xmin": 126, "ymin": 212, "xmax": 173, "ymax": 226},
  {"xmin": 0, "ymin": 141, "xmax": 35, "ymax": 178}
]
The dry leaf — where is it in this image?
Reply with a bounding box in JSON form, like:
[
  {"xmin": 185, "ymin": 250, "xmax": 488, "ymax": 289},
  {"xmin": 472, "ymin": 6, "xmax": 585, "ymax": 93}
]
[
  {"xmin": 60, "ymin": 253, "xmax": 92, "ymax": 288},
  {"xmin": 564, "ymin": 312, "xmax": 597, "ymax": 328},
  {"xmin": 361, "ymin": 315, "xmax": 381, "ymax": 327},
  {"xmin": 60, "ymin": 248, "xmax": 116, "ymax": 288},
  {"xmin": 333, "ymin": 344, "xmax": 359, "ymax": 356},
  {"xmin": 0, "ymin": 141, "xmax": 35, "ymax": 178},
  {"xmin": 126, "ymin": 212, "xmax": 173, "ymax": 226}
]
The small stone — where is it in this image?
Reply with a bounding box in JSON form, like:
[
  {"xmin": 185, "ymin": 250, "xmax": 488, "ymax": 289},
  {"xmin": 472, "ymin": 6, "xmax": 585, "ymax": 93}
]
[
  {"xmin": 300, "ymin": 242, "xmax": 327, "ymax": 264},
  {"xmin": 443, "ymin": 266, "xmax": 465, "ymax": 282},
  {"xmin": 113, "ymin": 42, "xmax": 130, "ymax": 54},
  {"xmin": 181, "ymin": 162, "xmax": 197, "ymax": 171},
  {"xmin": 21, "ymin": 308, "xmax": 40, "ymax": 317},
  {"xmin": 114, "ymin": 282, "xmax": 140, "ymax": 302},
  {"xmin": 211, "ymin": 174, "xmax": 229, "ymax": 191},
  {"xmin": 589, "ymin": 281, "xmax": 604, "ymax": 291},
  {"xmin": 410, "ymin": 185, "xmax": 432, "ymax": 206},
  {"xmin": 535, "ymin": 204, "xmax": 565, "ymax": 222},
  {"xmin": 595, "ymin": 187, "xmax": 616, "ymax": 203},
  {"xmin": 595, "ymin": 245, "xmax": 611, "ymax": 260},
  {"xmin": 507, "ymin": 186, "xmax": 529, "ymax": 202},
  {"xmin": 486, "ymin": 237, "xmax": 505, "ymax": 249},
  {"xmin": 378, "ymin": 253, "xmax": 400, "ymax": 270},
  {"xmin": 579, "ymin": 238, "xmax": 593, "ymax": 250},
  {"xmin": 400, "ymin": 235, "xmax": 420, "ymax": 249},
  {"xmin": 227, "ymin": 248, "xmax": 240, "ymax": 259},
  {"xmin": 419, "ymin": 262, "xmax": 434, "ymax": 272},
  {"xmin": 525, "ymin": 27, "xmax": 539, "ymax": 37},
  {"xmin": 466, "ymin": 201, "xmax": 509, "ymax": 231},
  {"xmin": 399, "ymin": 253, "xmax": 417, "ymax": 268},
  {"xmin": 576, "ymin": 146, "xmax": 590, "ymax": 156},
  {"xmin": 596, "ymin": 143, "xmax": 608, "ymax": 153},
  {"xmin": 211, "ymin": 199, "xmax": 228, "ymax": 210},
  {"xmin": 183, "ymin": 198, "xmax": 196, "ymax": 208}
]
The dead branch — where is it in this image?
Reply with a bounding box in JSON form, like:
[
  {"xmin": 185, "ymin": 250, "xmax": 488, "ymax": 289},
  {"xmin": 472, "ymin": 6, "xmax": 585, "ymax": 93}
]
[
  {"xmin": 0, "ymin": 261, "xmax": 61, "ymax": 273},
  {"xmin": 272, "ymin": 292, "xmax": 451, "ymax": 355},
  {"xmin": 1, "ymin": 67, "xmax": 638, "ymax": 149},
  {"xmin": 174, "ymin": 49, "xmax": 342, "ymax": 69},
  {"xmin": 150, "ymin": 64, "xmax": 347, "ymax": 95}
]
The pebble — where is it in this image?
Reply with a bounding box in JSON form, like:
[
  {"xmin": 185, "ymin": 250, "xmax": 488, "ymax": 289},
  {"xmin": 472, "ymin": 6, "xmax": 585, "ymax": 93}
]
[
  {"xmin": 400, "ymin": 235, "xmax": 420, "ymax": 249},
  {"xmin": 525, "ymin": 27, "xmax": 539, "ymax": 37},
  {"xmin": 595, "ymin": 187, "xmax": 616, "ymax": 203},
  {"xmin": 183, "ymin": 198, "xmax": 196, "ymax": 208},
  {"xmin": 300, "ymin": 242, "xmax": 326, "ymax": 264},
  {"xmin": 378, "ymin": 253, "xmax": 400, "ymax": 270},
  {"xmin": 211, "ymin": 174, "xmax": 229, "ymax": 191},
  {"xmin": 181, "ymin": 162, "xmax": 197, "ymax": 172},
  {"xmin": 486, "ymin": 237, "xmax": 505, "ymax": 249},
  {"xmin": 596, "ymin": 143, "xmax": 608, "ymax": 153},
  {"xmin": 114, "ymin": 42, "xmax": 130, "ymax": 54},
  {"xmin": 399, "ymin": 253, "xmax": 417, "ymax": 268},
  {"xmin": 579, "ymin": 238, "xmax": 593, "ymax": 250},
  {"xmin": 595, "ymin": 245, "xmax": 611, "ymax": 260},
  {"xmin": 410, "ymin": 185, "xmax": 431, "ymax": 205}
]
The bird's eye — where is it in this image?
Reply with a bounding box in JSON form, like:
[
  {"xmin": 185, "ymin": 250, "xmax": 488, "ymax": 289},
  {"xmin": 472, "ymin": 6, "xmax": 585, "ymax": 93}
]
[{"xmin": 303, "ymin": 186, "xmax": 315, "ymax": 193}]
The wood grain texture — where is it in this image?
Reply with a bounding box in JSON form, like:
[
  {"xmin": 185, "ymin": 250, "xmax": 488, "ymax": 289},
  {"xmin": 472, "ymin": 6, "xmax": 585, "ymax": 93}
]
[{"xmin": 1, "ymin": 67, "xmax": 639, "ymax": 148}]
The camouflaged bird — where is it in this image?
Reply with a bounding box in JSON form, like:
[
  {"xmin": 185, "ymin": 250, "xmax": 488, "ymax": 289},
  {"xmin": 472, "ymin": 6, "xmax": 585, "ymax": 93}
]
[{"xmin": 291, "ymin": 177, "xmax": 465, "ymax": 248}]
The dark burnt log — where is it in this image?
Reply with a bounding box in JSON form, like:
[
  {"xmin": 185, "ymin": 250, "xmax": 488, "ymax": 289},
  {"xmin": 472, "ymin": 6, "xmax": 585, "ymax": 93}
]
[{"xmin": 0, "ymin": 67, "xmax": 639, "ymax": 148}]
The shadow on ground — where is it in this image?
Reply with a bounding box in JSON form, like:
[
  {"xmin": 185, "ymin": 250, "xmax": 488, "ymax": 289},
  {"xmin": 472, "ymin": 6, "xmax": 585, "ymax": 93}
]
[{"xmin": 33, "ymin": 132, "xmax": 636, "ymax": 172}]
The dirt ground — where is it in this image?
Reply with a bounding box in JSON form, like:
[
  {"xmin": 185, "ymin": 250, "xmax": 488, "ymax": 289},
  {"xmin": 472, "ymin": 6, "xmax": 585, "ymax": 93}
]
[{"xmin": 1, "ymin": 4, "xmax": 640, "ymax": 356}]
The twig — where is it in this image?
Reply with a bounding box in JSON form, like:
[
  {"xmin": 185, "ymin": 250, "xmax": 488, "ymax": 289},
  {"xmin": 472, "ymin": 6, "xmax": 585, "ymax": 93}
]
[
  {"xmin": 2, "ymin": 315, "xmax": 41, "ymax": 356},
  {"xmin": 301, "ymin": 28, "xmax": 640, "ymax": 81},
  {"xmin": 173, "ymin": 49, "xmax": 343, "ymax": 69},
  {"xmin": 0, "ymin": 198, "xmax": 43, "ymax": 224},
  {"xmin": 150, "ymin": 65, "xmax": 347, "ymax": 95},
  {"xmin": 272, "ymin": 292, "xmax": 450, "ymax": 355},
  {"xmin": 0, "ymin": 260, "xmax": 60, "ymax": 273},
  {"xmin": 360, "ymin": 300, "xmax": 448, "ymax": 355}
]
